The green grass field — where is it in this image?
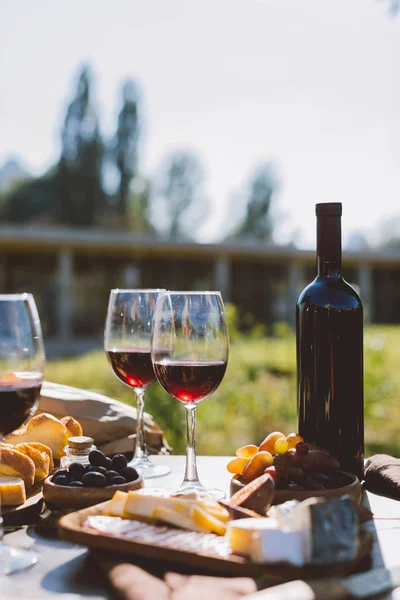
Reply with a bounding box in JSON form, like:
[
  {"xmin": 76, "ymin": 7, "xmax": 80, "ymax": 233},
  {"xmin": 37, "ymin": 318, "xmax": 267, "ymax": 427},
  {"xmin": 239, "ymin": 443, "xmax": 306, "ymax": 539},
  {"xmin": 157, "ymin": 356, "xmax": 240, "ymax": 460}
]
[{"xmin": 45, "ymin": 312, "xmax": 400, "ymax": 458}]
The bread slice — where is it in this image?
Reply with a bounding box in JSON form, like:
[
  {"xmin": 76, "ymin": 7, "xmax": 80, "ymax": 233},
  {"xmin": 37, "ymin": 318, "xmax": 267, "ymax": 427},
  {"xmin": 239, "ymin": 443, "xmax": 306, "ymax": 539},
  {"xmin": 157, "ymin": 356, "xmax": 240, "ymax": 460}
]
[
  {"xmin": 60, "ymin": 415, "xmax": 83, "ymax": 438},
  {"xmin": 15, "ymin": 443, "xmax": 50, "ymax": 482},
  {"xmin": 4, "ymin": 413, "xmax": 68, "ymax": 459},
  {"xmin": 0, "ymin": 475, "xmax": 26, "ymax": 505},
  {"xmin": 0, "ymin": 447, "xmax": 35, "ymax": 488},
  {"xmin": 23, "ymin": 442, "xmax": 54, "ymax": 472}
]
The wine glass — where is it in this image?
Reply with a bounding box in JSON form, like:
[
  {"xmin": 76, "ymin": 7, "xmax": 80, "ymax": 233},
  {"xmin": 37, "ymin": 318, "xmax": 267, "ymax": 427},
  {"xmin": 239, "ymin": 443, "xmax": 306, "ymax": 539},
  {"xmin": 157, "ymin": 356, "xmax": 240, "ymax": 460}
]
[
  {"xmin": 0, "ymin": 293, "xmax": 45, "ymax": 574},
  {"xmin": 151, "ymin": 291, "xmax": 229, "ymax": 497},
  {"xmin": 104, "ymin": 289, "xmax": 170, "ymax": 479}
]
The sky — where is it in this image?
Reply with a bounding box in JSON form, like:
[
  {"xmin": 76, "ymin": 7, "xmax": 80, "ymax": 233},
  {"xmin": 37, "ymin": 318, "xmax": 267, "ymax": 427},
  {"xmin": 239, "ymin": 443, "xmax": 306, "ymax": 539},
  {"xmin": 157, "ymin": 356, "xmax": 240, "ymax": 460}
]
[{"xmin": 0, "ymin": 0, "xmax": 399, "ymax": 248}]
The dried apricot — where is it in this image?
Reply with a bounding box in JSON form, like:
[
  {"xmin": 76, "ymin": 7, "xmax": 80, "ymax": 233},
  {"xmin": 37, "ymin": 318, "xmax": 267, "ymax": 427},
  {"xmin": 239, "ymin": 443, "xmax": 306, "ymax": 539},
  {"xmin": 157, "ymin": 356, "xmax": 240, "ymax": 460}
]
[
  {"xmin": 243, "ymin": 451, "xmax": 273, "ymax": 482},
  {"xmin": 226, "ymin": 457, "xmax": 249, "ymax": 475},
  {"xmin": 235, "ymin": 445, "xmax": 259, "ymax": 459},
  {"xmin": 286, "ymin": 432, "xmax": 304, "ymax": 449},
  {"xmin": 259, "ymin": 431, "xmax": 285, "ymax": 454}
]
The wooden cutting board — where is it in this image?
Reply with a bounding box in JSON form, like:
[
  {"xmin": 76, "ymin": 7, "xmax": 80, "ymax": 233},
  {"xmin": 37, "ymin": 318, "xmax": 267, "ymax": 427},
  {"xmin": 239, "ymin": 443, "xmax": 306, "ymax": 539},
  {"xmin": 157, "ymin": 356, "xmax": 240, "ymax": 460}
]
[
  {"xmin": 58, "ymin": 502, "xmax": 373, "ymax": 579},
  {"xmin": 2, "ymin": 482, "xmax": 44, "ymax": 527}
]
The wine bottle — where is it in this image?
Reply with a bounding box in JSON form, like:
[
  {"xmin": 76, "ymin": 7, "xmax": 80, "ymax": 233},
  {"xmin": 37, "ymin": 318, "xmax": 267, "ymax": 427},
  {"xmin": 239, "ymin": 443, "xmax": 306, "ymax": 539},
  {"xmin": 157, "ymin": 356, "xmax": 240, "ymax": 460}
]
[{"xmin": 296, "ymin": 203, "xmax": 364, "ymax": 479}]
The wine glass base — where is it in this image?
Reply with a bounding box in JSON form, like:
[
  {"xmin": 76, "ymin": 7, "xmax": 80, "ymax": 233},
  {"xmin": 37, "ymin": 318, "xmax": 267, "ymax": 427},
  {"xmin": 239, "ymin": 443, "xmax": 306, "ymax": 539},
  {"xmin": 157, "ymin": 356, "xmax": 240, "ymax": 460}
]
[
  {"xmin": 175, "ymin": 481, "xmax": 226, "ymax": 501},
  {"xmin": 0, "ymin": 542, "xmax": 38, "ymax": 575},
  {"xmin": 128, "ymin": 456, "xmax": 171, "ymax": 479}
]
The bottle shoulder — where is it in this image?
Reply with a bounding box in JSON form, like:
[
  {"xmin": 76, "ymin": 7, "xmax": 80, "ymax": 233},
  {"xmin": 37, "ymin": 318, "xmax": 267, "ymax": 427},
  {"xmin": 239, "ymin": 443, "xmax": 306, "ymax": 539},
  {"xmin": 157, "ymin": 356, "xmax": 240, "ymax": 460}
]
[{"xmin": 297, "ymin": 276, "xmax": 362, "ymax": 310}]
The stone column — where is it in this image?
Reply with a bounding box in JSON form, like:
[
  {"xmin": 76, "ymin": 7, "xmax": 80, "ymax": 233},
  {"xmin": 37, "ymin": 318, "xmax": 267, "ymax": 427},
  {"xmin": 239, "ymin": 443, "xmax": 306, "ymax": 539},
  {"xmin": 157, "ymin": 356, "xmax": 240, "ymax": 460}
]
[
  {"xmin": 0, "ymin": 257, "xmax": 7, "ymax": 292},
  {"xmin": 358, "ymin": 264, "xmax": 373, "ymax": 322},
  {"xmin": 287, "ymin": 260, "xmax": 306, "ymax": 328},
  {"xmin": 214, "ymin": 256, "xmax": 231, "ymax": 303},
  {"xmin": 57, "ymin": 249, "xmax": 73, "ymax": 341}
]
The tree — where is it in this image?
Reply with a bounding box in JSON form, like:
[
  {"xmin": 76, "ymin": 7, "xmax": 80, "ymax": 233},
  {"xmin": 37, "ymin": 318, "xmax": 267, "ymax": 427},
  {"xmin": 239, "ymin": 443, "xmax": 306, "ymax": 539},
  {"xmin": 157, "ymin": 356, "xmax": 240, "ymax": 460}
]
[
  {"xmin": 56, "ymin": 66, "xmax": 105, "ymax": 226},
  {"xmin": 374, "ymin": 215, "xmax": 400, "ymax": 249},
  {"xmin": 114, "ymin": 80, "xmax": 140, "ymax": 218},
  {"xmin": 229, "ymin": 163, "xmax": 278, "ymax": 243},
  {"xmin": 149, "ymin": 150, "xmax": 208, "ymax": 240},
  {"xmin": 379, "ymin": 0, "xmax": 399, "ymax": 15},
  {"xmin": 0, "ymin": 171, "xmax": 55, "ymax": 223}
]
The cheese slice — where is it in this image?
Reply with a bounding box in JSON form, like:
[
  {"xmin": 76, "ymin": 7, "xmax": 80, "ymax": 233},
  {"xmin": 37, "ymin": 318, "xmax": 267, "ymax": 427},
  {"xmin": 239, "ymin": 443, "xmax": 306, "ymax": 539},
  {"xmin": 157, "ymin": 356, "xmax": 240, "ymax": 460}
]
[
  {"xmin": 173, "ymin": 497, "xmax": 229, "ymax": 522},
  {"xmin": 191, "ymin": 505, "xmax": 226, "ymax": 536},
  {"xmin": 153, "ymin": 507, "xmax": 205, "ymax": 532},
  {"xmin": 205, "ymin": 505, "xmax": 230, "ymax": 523},
  {"xmin": 105, "ymin": 491, "xmax": 129, "ymax": 517},
  {"xmin": 0, "ymin": 475, "xmax": 26, "ymax": 506},
  {"xmin": 124, "ymin": 490, "xmax": 182, "ymax": 522}
]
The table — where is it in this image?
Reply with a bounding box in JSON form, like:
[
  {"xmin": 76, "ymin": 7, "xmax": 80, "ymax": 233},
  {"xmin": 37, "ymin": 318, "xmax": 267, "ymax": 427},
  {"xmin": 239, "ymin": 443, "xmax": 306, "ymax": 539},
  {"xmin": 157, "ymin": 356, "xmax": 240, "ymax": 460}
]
[{"xmin": 1, "ymin": 455, "xmax": 400, "ymax": 599}]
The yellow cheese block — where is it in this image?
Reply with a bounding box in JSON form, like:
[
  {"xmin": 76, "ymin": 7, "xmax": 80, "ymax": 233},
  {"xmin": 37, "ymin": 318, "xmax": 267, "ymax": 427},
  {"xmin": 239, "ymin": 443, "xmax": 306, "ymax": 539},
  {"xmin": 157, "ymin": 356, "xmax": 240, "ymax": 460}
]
[
  {"xmin": 0, "ymin": 475, "xmax": 26, "ymax": 506},
  {"xmin": 152, "ymin": 507, "xmax": 205, "ymax": 532},
  {"xmin": 105, "ymin": 491, "xmax": 128, "ymax": 517},
  {"xmin": 124, "ymin": 490, "xmax": 182, "ymax": 522},
  {"xmin": 106, "ymin": 489, "xmax": 229, "ymax": 536},
  {"xmin": 203, "ymin": 505, "xmax": 230, "ymax": 523},
  {"xmin": 191, "ymin": 504, "xmax": 226, "ymax": 536}
]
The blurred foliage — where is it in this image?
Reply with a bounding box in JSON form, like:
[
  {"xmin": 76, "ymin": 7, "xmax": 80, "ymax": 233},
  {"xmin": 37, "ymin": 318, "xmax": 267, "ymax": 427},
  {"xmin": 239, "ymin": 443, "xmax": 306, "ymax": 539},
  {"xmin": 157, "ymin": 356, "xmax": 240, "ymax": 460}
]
[
  {"xmin": 149, "ymin": 150, "xmax": 209, "ymax": 241},
  {"xmin": 114, "ymin": 80, "xmax": 139, "ymax": 219},
  {"xmin": 228, "ymin": 163, "xmax": 278, "ymax": 243},
  {"xmin": 0, "ymin": 65, "xmax": 281, "ymax": 244},
  {"xmin": 45, "ymin": 316, "xmax": 400, "ymax": 459},
  {"xmin": 56, "ymin": 66, "xmax": 105, "ymax": 226}
]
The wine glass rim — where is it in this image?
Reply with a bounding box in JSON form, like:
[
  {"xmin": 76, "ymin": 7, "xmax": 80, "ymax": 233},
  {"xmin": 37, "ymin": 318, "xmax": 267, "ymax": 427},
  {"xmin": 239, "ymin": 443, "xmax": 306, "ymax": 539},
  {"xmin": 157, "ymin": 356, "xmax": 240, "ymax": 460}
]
[
  {"xmin": 110, "ymin": 288, "xmax": 167, "ymax": 294},
  {"xmin": 161, "ymin": 291, "xmax": 223, "ymax": 295},
  {"xmin": 0, "ymin": 293, "xmax": 34, "ymax": 301}
]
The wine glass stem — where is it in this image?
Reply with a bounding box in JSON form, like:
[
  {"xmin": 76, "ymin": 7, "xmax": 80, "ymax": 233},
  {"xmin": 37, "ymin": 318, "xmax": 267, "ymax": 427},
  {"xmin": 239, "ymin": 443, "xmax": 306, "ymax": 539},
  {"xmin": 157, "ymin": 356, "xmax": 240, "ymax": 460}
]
[
  {"xmin": 133, "ymin": 389, "xmax": 148, "ymax": 459},
  {"xmin": 184, "ymin": 406, "xmax": 199, "ymax": 484}
]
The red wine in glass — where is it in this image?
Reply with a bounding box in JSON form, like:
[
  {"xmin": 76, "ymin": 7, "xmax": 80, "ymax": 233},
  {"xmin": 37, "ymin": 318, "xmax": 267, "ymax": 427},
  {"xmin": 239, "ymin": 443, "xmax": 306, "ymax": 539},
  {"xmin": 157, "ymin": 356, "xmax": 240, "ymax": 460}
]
[
  {"xmin": 104, "ymin": 288, "xmax": 170, "ymax": 479},
  {"xmin": 0, "ymin": 293, "xmax": 44, "ymax": 574},
  {"xmin": 0, "ymin": 376, "xmax": 41, "ymax": 437},
  {"xmin": 151, "ymin": 291, "xmax": 229, "ymax": 498},
  {"xmin": 107, "ymin": 350, "xmax": 156, "ymax": 389},
  {"xmin": 153, "ymin": 361, "xmax": 227, "ymax": 404}
]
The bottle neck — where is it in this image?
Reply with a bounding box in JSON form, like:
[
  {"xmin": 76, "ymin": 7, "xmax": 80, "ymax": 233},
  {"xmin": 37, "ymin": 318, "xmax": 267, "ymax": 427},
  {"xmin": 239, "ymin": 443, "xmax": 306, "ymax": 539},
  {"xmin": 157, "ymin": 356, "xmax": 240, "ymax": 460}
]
[{"xmin": 316, "ymin": 214, "xmax": 342, "ymax": 277}]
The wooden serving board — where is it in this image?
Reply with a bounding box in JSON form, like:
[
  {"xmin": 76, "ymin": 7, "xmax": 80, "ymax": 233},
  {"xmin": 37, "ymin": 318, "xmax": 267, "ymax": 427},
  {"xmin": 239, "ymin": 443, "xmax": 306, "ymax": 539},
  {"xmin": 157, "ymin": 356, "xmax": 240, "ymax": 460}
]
[
  {"xmin": 58, "ymin": 502, "xmax": 373, "ymax": 579},
  {"xmin": 3, "ymin": 482, "xmax": 44, "ymax": 526}
]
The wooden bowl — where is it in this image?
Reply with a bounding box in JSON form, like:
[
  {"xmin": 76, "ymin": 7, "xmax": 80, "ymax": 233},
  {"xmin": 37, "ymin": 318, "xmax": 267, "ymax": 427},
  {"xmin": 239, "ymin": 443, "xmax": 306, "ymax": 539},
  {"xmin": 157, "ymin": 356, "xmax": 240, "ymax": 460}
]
[
  {"xmin": 230, "ymin": 471, "xmax": 362, "ymax": 513},
  {"xmin": 43, "ymin": 473, "xmax": 144, "ymax": 510}
]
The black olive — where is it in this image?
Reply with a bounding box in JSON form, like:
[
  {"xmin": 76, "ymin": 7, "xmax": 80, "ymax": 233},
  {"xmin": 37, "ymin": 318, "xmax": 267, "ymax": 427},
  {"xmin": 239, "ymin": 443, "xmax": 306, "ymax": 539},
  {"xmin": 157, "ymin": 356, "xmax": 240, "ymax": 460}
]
[
  {"xmin": 108, "ymin": 476, "xmax": 126, "ymax": 486},
  {"xmin": 82, "ymin": 471, "xmax": 107, "ymax": 488},
  {"xmin": 52, "ymin": 469, "xmax": 68, "ymax": 480},
  {"xmin": 112, "ymin": 454, "xmax": 128, "ymax": 473},
  {"xmin": 104, "ymin": 457, "xmax": 113, "ymax": 470},
  {"xmin": 53, "ymin": 474, "xmax": 70, "ymax": 486},
  {"xmin": 89, "ymin": 449, "xmax": 108, "ymax": 467},
  {"xmin": 69, "ymin": 462, "xmax": 85, "ymax": 481},
  {"xmin": 120, "ymin": 466, "xmax": 139, "ymax": 482},
  {"xmin": 106, "ymin": 470, "xmax": 120, "ymax": 481},
  {"xmin": 87, "ymin": 465, "xmax": 108, "ymax": 477},
  {"xmin": 69, "ymin": 480, "xmax": 84, "ymax": 487}
]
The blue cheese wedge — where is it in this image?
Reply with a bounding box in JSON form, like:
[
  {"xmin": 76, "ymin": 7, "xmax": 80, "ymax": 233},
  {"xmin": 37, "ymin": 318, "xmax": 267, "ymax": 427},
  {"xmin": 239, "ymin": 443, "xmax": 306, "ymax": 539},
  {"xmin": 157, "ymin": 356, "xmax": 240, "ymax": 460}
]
[
  {"xmin": 270, "ymin": 496, "xmax": 359, "ymax": 565},
  {"xmin": 308, "ymin": 496, "xmax": 359, "ymax": 565},
  {"xmin": 229, "ymin": 496, "xmax": 359, "ymax": 567}
]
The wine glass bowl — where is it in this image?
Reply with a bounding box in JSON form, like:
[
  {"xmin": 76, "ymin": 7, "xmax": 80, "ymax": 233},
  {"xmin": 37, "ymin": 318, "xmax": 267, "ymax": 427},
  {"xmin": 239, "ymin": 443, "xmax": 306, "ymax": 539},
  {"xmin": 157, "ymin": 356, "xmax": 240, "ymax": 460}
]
[
  {"xmin": 104, "ymin": 289, "xmax": 170, "ymax": 479},
  {"xmin": 151, "ymin": 291, "xmax": 229, "ymax": 497},
  {"xmin": 0, "ymin": 293, "xmax": 45, "ymax": 574}
]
